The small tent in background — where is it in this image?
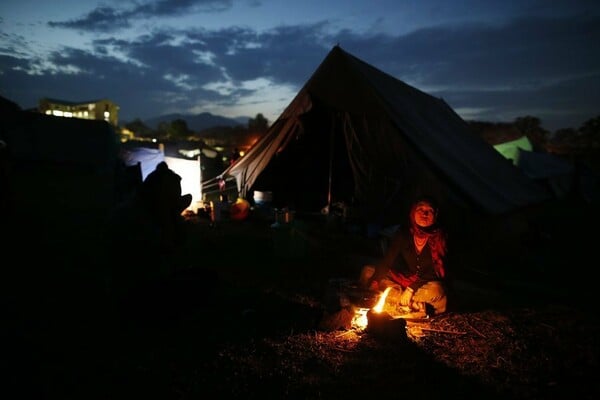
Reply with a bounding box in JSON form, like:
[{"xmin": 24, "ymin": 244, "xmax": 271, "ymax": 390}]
[
  {"xmin": 493, "ymin": 136, "xmax": 576, "ymax": 199},
  {"xmin": 219, "ymin": 45, "xmax": 551, "ymax": 227},
  {"xmin": 493, "ymin": 135, "xmax": 533, "ymax": 164}
]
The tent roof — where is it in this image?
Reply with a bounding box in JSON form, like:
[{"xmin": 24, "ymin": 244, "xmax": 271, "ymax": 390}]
[
  {"xmin": 516, "ymin": 148, "xmax": 574, "ymax": 180},
  {"xmin": 2, "ymin": 112, "xmax": 118, "ymax": 168},
  {"xmin": 221, "ymin": 45, "xmax": 551, "ymax": 216}
]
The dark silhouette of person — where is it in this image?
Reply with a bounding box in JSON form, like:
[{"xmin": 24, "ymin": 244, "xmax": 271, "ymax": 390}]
[
  {"xmin": 107, "ymin": 161, "xmax": 192, "ymax": 306},
  {"xmin": 140, "ymin": 161, "xmax": 192, "ymax": 251}
]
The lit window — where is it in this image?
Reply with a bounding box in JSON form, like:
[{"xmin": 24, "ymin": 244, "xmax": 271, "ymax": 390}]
[
  {"xmin": 52, "ymin": 110, "xmax": 64, "ymax": 117},
  {"xmin": 45, "ymin": 110, "xmax": 51, "ymax": 115}
]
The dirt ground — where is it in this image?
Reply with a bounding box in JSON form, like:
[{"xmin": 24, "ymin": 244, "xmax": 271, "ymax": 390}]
[{"xmin": 4, "ymin": 197, "xmax": 599, "ymax": 399}]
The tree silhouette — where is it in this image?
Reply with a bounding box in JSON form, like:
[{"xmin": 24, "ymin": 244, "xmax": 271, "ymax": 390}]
[
  {"xmin": 248, "ymin": 113, "xmax": 269, "ymax": 132},
  {"xmin": 578, "ymin": 115, "xmax": 600, "ymax": 147},
  {"xmin": 124, "ymin": 118, "xmax": 153, "ymax": 137},
  {"xmin": 514, "ymin": 115, "xmax": 549, "ymax": 149},
  {"xmin": 168, "ymin": 119, "xmax": 193, "ymax": 139}
]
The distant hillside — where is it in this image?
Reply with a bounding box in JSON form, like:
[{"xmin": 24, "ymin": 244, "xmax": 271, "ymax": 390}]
[
  {"xmin": 233, "ymin": 116, "xmax": 252, "ymax": 125},
  {"xmin": 143, "ymin": 112, "xmax": 249, "ymax": 132}
]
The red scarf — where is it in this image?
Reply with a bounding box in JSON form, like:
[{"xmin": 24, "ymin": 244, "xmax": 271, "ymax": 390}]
[{"xmin": 409, "ymin": 202, "xmax": 447, "ymax": 279}]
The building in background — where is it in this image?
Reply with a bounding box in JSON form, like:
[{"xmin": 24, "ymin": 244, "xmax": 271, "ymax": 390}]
[{"xmin": 38, "ymin": 97, "xmax": 119, "ymax": 126}]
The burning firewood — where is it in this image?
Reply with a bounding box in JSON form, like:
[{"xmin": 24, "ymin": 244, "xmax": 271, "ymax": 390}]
[{"xmin": 366, "ymin": 309, "xmax": 409, "ymax": 341}]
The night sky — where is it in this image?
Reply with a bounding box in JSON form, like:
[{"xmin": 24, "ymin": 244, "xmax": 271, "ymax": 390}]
[{"xmin": 1, "ymin": 0, "xmax": 599, "ymax": 131}]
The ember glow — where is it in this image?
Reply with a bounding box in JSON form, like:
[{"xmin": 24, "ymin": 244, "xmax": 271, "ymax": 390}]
[{"xmin": 352, "ymin": 308, "xmax": 369, "ymax": 329}]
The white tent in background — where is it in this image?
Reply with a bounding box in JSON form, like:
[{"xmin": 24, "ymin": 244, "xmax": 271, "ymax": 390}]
[
  {"xmin": 164, "ymin": 155, "xmax": 201, "ymax": 210},
  {"xmin": 121, "ymin": 146, "xmax": 165, "ymax": 180}
]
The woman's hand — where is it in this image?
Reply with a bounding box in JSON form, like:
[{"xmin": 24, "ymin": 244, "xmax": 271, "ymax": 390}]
[
  {"xmin": 400, "ymin": 287, "xmax": 413, "ymax": 306},
  {"xmin": 369, "ymin": 280, "xmax": 379, "ymax": 291}
]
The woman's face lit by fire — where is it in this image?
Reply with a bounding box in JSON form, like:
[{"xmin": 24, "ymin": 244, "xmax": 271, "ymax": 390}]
[{"xmin": 412, "ymin": 201, "xmax": 436, "ymax": 228}]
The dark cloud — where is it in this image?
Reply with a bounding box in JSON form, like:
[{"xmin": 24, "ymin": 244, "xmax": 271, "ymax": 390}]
[
  {"xmin": 185, "ymin": 23, "xmax": 331, "ymax": 83},
  {"xmin": 0, "ymin": 31, "xmax": 34, "ymax": 59},
  {"xmin": 97, "ymin": 32, "xmax": 222, "ymax": 82},
  {"xmin": 135, "ymin": 0, "xmax": 232, "ymax": 16},
  {"xmin": 47, "ymin": 6, "xmax": 133, "ymax": 32},
  {"xmin": 323, "ymin": 14, "xmax": 600, "ymax": 129},
  {"xmin": 47, "ymin": 0, "xmax": 233, "ymax": 33},
  {"xmin": 330, "ymin": 15, "xmax": 600, "ymax": 88},
  {"xmin": 438, "ymin": 73, "xmax": 600, "ymax": 130}
]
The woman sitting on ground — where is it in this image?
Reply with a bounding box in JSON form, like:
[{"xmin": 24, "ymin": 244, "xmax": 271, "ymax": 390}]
[{"xmin": 360, "ymin": 196, "xmax": 449, "ymax": 316}]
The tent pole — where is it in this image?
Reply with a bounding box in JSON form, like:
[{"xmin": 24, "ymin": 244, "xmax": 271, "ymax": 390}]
[
  {"xmin": 327, "ymin": 115, "xmax": 334, "ymax": 212},
  {"xmin": 198, "ymin": 154, "xmax": 203, "ymax": 203}
]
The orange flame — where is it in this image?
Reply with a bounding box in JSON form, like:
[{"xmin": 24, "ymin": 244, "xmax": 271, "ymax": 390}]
[
  {"xmin": 352, "ymin": 287, "xmax": 392, "ymax": 330},
  {"xmin": 372, "ymin": 287, "xmax": 391, "ymax": 313}
]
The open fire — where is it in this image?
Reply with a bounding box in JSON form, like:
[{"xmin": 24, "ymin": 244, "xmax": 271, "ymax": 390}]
[{"xmin": 351, "ymin": 287, "xmax": 392, "ymax": 330}]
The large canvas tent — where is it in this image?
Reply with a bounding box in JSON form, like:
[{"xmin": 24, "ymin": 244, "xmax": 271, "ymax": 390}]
[{"xmin": 218, "ymin": 45, "xmax": 551, "ymax": 225}]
